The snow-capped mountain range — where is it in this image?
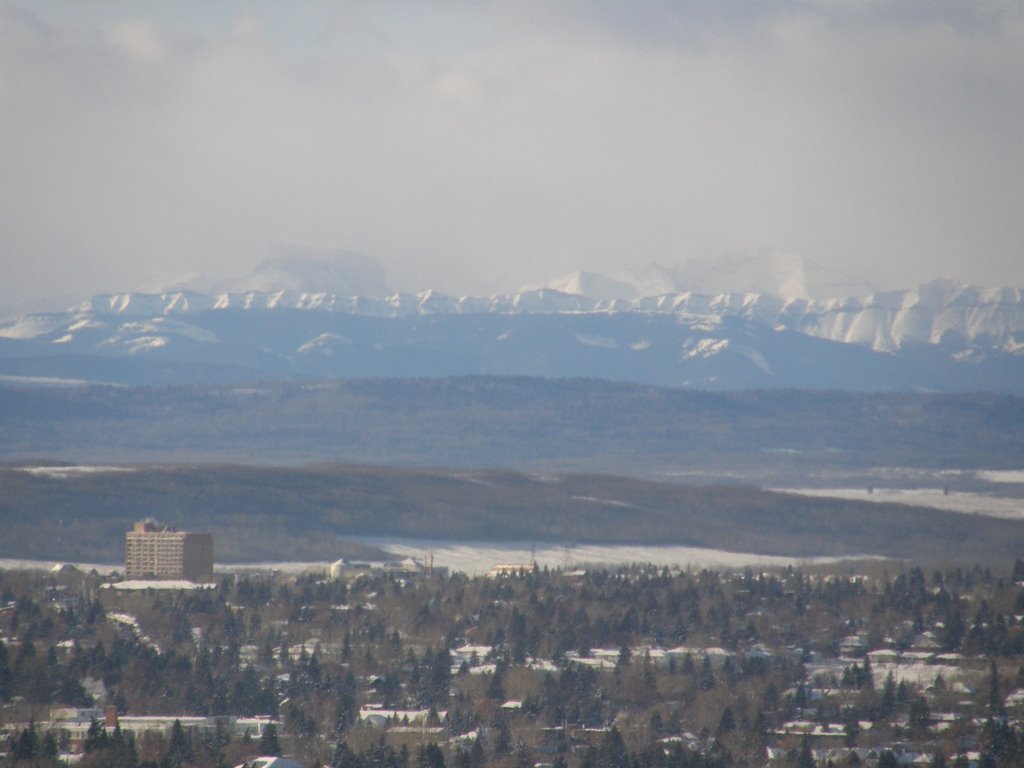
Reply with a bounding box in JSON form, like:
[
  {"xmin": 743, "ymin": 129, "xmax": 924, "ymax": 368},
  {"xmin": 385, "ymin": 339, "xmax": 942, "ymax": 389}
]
[
  {"xmin": 20, "ymin": 276, "xmax": 1024, "ymax": 355},
  {"xmin": 1, "ymin": 254, "xmax": 1022, "ymax": 392}
]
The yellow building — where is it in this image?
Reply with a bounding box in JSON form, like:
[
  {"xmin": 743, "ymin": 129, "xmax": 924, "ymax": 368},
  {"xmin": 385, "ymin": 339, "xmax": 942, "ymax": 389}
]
[{"xmin": 124, "ymin": 520, "xmax": 213, "ymax": 581}]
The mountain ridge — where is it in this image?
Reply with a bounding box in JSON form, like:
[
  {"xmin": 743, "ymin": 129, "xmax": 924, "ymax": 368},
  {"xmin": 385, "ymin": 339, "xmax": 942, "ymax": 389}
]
[
  {"xmin": 26, "ymin": 277, "xmax": 1024, "ymax": 354},
  {"xmin": 1, "ymin": 277, "xmax": 1022, "ymax": 391}
]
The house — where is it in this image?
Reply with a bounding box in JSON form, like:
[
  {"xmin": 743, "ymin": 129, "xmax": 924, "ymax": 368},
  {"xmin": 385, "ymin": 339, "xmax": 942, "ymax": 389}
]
[
  {"xmin": 358, "ymin": 706, "xmax": 447, "ymax": 729},
  {"xmin": 40, "ymin": 708, "xmax": 279, "ymax": 753},
  {"xmin": 234, "ymin": 758, "xmax": 304, "ymax": 768},
  {"xmin": 489, "ymin": 563, "xmax": 536, "ymax": 577}
]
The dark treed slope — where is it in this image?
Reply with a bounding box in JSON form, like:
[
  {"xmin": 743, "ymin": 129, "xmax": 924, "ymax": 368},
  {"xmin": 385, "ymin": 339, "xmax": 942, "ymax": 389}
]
[
  {"xmin": 1, "ymin": 377, "xmax": 1023, "ymax": 475},
  {"xmin": 1, "ymin": 464, "xmax": 1022, "ymax": 565}
]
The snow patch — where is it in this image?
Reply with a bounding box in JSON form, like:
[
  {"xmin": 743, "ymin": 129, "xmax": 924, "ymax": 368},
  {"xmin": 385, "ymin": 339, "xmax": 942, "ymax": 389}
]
[
  {"xmin": 106, "ymin": 580, "xmax": 215, "ymax": 591},
  {"xmin": 570, "ymin": 495, "xmax": 642, "ymax": 510},
  {"xmin": 575, "ymin": 333, "xmax": 618, "ymax": 349},
  {"xmin": 0, "ymin": 374, "xmax": 92, "ymax": 387},
  {"xmin": 733, "ymin": 344, "xmax": 775, "ymax": 375},
  {"xmin": 976, "ymin": 470, "xmax": 1024, "ymax": 484},
  {"xmin": 297, "ymin": 333, "xmax": 351, "ymax": 354},
  {"xmin": 0, "ymin": 315, "xmax": 61, "ymax": 339},
  {"xmin": 67, "ymin": 317, "xmax": 102, "ymax": 332},
  {"xmin": 0, "ymin": 558, "xmax": 117, "ymax": 574},
  {"xmin": 156, "ymin": 319, "xmax": 219, "ymax": 343},
  {"xmin": 351, "ymin": 536, "xmax": 878, "ymax": 577},
  {"xmin": 776, "ymin": 487, "xmax": 1024, "ymax": 520},
  {"xmin": 682, "ymin": 338, "xmax": 728, "ymax": 359},
  {"xmin": 125, "ymin": 336, "xmax": 167, "ymax": 353},
  {"xmin": 11, "ymin": 465, "xmax": 137, "ymax": 478}
]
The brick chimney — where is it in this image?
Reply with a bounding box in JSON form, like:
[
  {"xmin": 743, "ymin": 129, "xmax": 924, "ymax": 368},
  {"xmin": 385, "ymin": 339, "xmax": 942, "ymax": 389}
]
[{"xmin": 105, "ymin": 705, "xmax": 118, "ymax": 729}]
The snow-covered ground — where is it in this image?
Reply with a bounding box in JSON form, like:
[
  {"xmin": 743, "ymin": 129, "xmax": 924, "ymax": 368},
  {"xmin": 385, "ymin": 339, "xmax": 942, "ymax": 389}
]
[
  {"xmin": 105, "ymin": 580, "xmax": 216, "ymax": 591},
  {"xmin": 775, "ymin": 487, "xmax": 1024, "ymax": 520},
  {"xmin": 0, "ymin": 558, "xmax": 118, "ymax": 574},
  {"xmin": 976, "ymin": 469, "xmax": 1024, "ymax": 484},
  {"xmin": 10, "ymin": 465, "xmax": 137, "ymax": 478},
  {"xmin": 0, "ymin": 374, "xmax": 91, "ymax": 386},
  {"xmin": 215, "ymin": 562, "xmax": 333, "ymax": 574},
  {"xmin": 0, "ymin": 545, "xmax": 877, "ymax": 580},
  {"xmin": 871, "ymin": 662, "xmax": 964, "ymax": 688},
  {"xmin": 350, "ymin": 537, "xmax": 876, "ymax": 577}
]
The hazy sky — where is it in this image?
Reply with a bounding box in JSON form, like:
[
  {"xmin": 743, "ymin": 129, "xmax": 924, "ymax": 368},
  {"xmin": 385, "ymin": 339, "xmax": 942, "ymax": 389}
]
[{"xmin": 2, "ymin": 1, "xmax": 1023, "ymax": 312}]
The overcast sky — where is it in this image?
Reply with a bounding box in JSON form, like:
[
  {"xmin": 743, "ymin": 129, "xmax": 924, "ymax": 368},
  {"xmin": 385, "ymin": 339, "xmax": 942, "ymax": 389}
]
[{"xmin": 2, "ymin": 1, "xmax": 1023, "ymax": 312}]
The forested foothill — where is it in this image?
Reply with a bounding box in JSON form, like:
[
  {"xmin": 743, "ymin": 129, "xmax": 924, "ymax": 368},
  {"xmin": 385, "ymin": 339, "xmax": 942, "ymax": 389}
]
[
  {"xmin": 1, "ymin": 464, "xmax": 1023, "ymax": 564},
  {"xmin": 3, "ymin": 560, "xmax": 1024, "ymax": 767},
  {"xmin": 1, "ymin": 378, "xmax": 1023, "ymax": 476}
]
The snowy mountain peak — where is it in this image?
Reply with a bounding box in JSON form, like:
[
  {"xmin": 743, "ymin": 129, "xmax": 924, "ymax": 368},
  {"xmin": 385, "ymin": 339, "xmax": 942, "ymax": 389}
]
[
  {"xmin": 527, "ymin": 271, "xmax": 642, "ymax": 300},
  {"xmin": 217, "ymin": 248, "xmax": 391, "ymax": 297},
  {"xmin": 531, "ymin": 254, "xmax": 874, "ymax": 303},
  {"xmin": 673, "ymin": 251, "xmax": 875, "ymax": 301}
]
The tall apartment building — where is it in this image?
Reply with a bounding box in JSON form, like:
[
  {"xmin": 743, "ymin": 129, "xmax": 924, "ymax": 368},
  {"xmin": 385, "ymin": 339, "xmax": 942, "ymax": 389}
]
[{"xmin": 124, "ymin": 520, "xmax": 214, "ymax": 581}]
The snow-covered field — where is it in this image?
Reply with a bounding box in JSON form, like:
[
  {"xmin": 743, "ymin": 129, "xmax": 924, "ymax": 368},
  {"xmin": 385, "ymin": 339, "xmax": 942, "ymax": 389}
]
[
  {"xmin": 775, "ymin": 487, "xmax": 1024, "ymax": 520},
  {"xmin": 105, "ymin": 580, "xmax": 216, "ymax": 590},
  {"xmin": 0, "ymin": 374, "xmax": 91, "ymax": 386},
  {"xmin": 10, "ymin": 465, "xmax": 137, "ymax": 478},
  {"xmin": 871, "ymin": 662, "xmax": 964, "ymax": 688},
  {"xmin": 215, "ymin": 562, "xmax": 333, "ymax": 574},
  {"xmin": 0, "ymin": 544, "xmax": 877, "ymax": 580},
  {"xmin": 0, "ymin": 558, "xmax": 118, "ymax": 574},
  {"xmin": 976, "ymin": 469, "xmax": 1024, "ymax": 484},
  {"xmin": 350, "ymin": 537, "xmax": 876, "ymax": 577}
]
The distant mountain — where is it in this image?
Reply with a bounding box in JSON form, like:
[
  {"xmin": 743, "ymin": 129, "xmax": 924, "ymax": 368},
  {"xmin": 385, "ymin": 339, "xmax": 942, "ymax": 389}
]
[
  {"xmin": 672, "ymin": 251, "xmax": 876, "ymax": 300},
  {"xmin": 532, "ymin": 253, "xmax": 876, "ymax": 301},
  {"xmin": 0, "ymin": 269, "xmax": 1021, "ymax": 391},
  {"xmin": 218, "ymin": 247, "xmax": 392, "ymax": 296}
]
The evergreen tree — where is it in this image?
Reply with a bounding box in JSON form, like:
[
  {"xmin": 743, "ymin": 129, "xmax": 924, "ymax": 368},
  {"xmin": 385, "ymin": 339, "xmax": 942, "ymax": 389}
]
[
  {"xmin": 909, "ymin": 696, "xmax": 931, "ymax": 736},
  {"xmin": 0, "ymin": 641, "xmax": 11, "ymax": 700},
  {"xmin": 698, "ymin": 655, "xmax": 716, "ymax": 691},
  {"xmin": 84, "ymin": 718, "xmax": 108, "ymax": 753},
  {"xmin": 796, "ymin": 735, "xmax": 815, "ymax": 768},
  {"xmin": 988, "ymin": 660, "xmax": 1004, "ymax": 714},
  {"xmin": 597, "ymin": 727, "xmax": 629, "ymax": 768},
  {"xmin": 416, "ymin": 742, "xmax": 445, "ymax": 768},
  {"xmin": 42, "ymin": 731, "xmax": 59, "ymax": 760},
  {"xmin": 862, "ymin": 654, "xmax": 874, "ymax": 690},
  {"xmin": 12, "ymin": 721, "xmax": 38, "ymax": 761},
  {"xmin": 616, "ymin": 643, "xmax": 631, "ymax": 669},
  {"xmin": 469, "ymin": 738, "xmax": 485, "ymax": 768},
  {"xmin": 843, "ymin": 711, "xmax": 861, "ymax": 748},
  {"xmin": 491, "ymin": 714, "xmax": 511, "ymax": 756},
  {"xmin": 486, "ymin": 664, "xmax": 505, "ymax": 701},
  {"xmin": 167, "ymin": 719, "xmax": 193, "ymax": 767},
  {"xmin": 716, "ymin": 706, "xmax": 736, "ymax": 736},
  {"xmin": 332, "ymin": 741, "xmax": 359, "ymax": 768},
  {"xmin": 879, "ymin": 672, "xmax": 897, "ymax": 718}
]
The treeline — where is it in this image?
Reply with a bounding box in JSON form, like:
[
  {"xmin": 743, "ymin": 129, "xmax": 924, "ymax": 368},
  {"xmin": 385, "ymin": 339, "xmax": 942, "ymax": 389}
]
[{"xmin": 2, "ymin": 377, "xmax": 1024, "ymax": 473}]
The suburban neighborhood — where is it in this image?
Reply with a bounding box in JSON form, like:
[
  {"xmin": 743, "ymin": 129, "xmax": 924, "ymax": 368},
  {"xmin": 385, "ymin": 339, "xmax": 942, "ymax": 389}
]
[{"xmin": 2, "ymin": 555, "xmax": 1024, "ymax": 767}]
